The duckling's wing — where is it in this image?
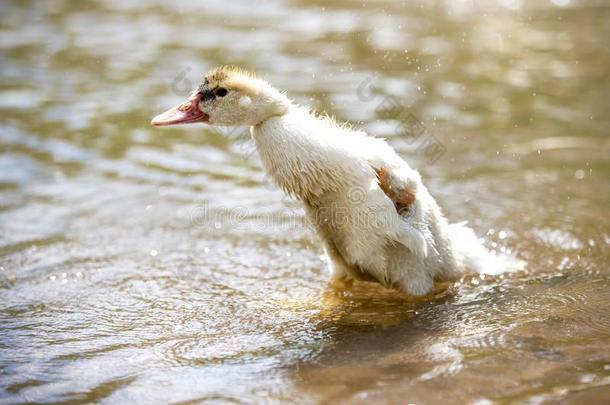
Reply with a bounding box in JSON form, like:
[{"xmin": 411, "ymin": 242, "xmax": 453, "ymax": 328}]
[
  {"xmin": 373, "ymin": 166, "xmax": 416, "ymax": 216},
  {"xmin": 373, "ymin": 166, "xmax": 427, "ymax": 258}
]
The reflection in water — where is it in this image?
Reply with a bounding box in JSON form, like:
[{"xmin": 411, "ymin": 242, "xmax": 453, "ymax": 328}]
[{"xmin": 1, "ymin": 0, "xmax": 609, "ymax": 403}]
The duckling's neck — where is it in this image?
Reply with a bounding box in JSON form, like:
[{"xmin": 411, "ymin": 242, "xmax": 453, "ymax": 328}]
[{"xmin": 251, "ymin": 107, "xmax": 350, "ymax": 201}]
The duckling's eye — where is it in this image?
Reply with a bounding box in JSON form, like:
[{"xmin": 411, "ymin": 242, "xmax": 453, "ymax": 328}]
[{"xmin": 215, "ymin": 87, "xmax": 228, "ymax": 97}]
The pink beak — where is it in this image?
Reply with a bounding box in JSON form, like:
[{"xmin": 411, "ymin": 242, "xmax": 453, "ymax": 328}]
[{"xmin": 151, "ymin": 93, "xmax": 209, "ymax": 127}]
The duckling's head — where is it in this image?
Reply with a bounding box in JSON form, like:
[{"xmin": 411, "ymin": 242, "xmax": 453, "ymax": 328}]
[{"xmin": 152, "ymin": 66, "xmax": 290, "ymax": 127}]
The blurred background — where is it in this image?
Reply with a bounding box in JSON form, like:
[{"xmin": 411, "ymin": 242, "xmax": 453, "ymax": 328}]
[{"xmin": 1, "ymin": 0, "xmax": 609, "ymax": 403}]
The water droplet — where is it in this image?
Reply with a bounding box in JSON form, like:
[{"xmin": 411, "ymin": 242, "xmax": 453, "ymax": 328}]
[
  {"xmin": 498, "ymin": 230, "xmax": 507, "ymax": 240},
  {"xmin": 150, "ymin": 250, "xmax": 158, "ymax": 257},
  {"xmin": 574, "ymin": 169, "xmax": 585, "ymax": 180}
]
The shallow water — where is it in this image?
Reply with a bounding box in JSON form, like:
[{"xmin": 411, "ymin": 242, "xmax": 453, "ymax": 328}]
[{"xmin": 1, "ymin": 0, "xmax": 609, "ymax": 403}]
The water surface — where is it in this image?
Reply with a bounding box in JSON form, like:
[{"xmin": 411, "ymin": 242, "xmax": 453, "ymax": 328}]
[{"xmin": 1, "ymin": 0, "xmax": 609, "ymax": 403}]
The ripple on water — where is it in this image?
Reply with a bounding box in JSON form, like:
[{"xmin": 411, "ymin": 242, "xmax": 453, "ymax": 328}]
[
  {"xmin": 443, "ymin": 264, "xmax": 610, "ymax": 361},
  {"xmin": 1, "ymin": 0, "xmax": 610, "ymax": 403},
  {"xmin": 167, "ymin": 333, "xmax": 282, "ymax": 366}
]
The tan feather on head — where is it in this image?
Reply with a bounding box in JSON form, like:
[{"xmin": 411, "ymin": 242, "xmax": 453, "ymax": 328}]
[{"xmin": 201, "ymin": 66, "xmax": 261, "ymax": 97}]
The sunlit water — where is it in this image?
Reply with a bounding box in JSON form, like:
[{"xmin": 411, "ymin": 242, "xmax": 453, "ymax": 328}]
[{"xmin": 1, "ymin": 0, "xmax": 609, "ymax": 403}]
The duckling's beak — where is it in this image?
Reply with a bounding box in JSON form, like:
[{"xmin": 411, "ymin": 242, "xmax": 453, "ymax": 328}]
[{"xmin": 151, "ymin": 93, "xmax": 208, "ymax": 126}]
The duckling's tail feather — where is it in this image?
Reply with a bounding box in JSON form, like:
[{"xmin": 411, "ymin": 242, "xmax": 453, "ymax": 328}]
[{"xmin": 448, "ymin": 221, "xmax": 524, "ymax": 275}]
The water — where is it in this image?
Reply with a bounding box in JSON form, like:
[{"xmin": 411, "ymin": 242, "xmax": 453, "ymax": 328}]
[{"xmin": 1, "ymin": 0, "xmax": 609, "ymax": 403}]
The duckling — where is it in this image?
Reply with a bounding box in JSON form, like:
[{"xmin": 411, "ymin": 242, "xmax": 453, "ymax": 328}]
[{"xmin": 152, "ymin": 66, "xmax": 505, "ymax": 296}]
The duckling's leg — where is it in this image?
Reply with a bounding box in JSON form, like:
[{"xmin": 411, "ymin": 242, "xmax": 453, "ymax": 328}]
[
  {"xmin": 386, "ymin": 244, "xmax": 434, "ymax": 296},
  {"xmin": 323, "ymin": 240, "xmax": 353, "ymax": 281},
  {"xmin": 397, "ymin": 268, "xmax": 434, "ymax": 296},
  {"xmin": 303, "ymin": 201, "xmax": 354, "ymax": 281}
]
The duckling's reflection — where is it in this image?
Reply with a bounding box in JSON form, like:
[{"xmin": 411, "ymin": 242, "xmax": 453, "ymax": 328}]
[
  {"xmin": 313, "ymin": 279, "xmax": 455, "ymax": 328},
  {"xmin": 277, "ymin": 280, "xmax": 460, "ymax": 398},
  {"xmin": 275, "ymin": 279, "xmax": 457, "ymax": 353}
]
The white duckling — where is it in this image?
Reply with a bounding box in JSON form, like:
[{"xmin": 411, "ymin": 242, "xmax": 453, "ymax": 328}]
[{"xmin": 152, "ymin": 66, "xmax": 503, "ymax": 296}]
